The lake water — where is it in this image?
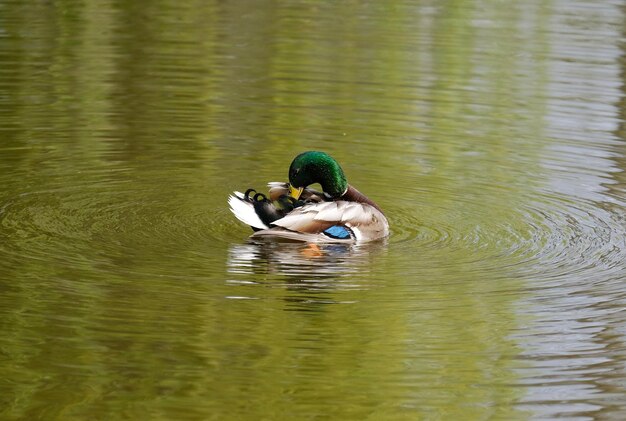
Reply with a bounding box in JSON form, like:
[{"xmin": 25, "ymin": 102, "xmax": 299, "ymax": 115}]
[{"xmin": 1, "ymin": 1, "xmax": 626, "ymax": 419}]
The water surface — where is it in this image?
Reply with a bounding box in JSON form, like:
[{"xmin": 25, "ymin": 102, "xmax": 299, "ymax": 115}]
[{"xmin": 1, "ymin": 0, "xmax": 626, "ymax": 419}]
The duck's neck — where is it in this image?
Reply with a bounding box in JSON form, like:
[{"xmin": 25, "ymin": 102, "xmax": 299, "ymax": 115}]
[{"xmin": 339, "ymin": 185, "xmax": 384, "ymax": 214}]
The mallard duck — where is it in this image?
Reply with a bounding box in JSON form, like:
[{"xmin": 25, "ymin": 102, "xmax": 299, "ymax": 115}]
[{"xmin": 228, "ymin": 151, "xmax": 389, "ymax": 242}]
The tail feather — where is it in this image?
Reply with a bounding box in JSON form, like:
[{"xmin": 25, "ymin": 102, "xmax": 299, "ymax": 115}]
[{"xmin": 228, "ymin": 194, "xmax": 269, "ymax": 230}]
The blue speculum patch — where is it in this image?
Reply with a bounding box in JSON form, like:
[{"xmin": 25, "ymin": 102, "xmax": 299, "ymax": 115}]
[{"xmin": 324, "ymin": 225, "xmax": 352, "ymax": 239}]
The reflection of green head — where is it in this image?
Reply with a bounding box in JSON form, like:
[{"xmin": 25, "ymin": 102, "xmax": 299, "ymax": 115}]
[{"xmin": 288, "ymin": 151, "xmax": 348, "ymax": 198}]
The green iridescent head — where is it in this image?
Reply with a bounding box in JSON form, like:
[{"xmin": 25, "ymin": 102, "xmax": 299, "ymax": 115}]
[{"xmin": 288, "ymin": 151, "xmax": 348, "ymax": 199}]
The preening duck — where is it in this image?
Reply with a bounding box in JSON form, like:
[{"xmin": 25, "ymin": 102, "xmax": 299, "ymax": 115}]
[{"xmin": 228, "ymin": 151, "xmax": 389, "ymax": 242}]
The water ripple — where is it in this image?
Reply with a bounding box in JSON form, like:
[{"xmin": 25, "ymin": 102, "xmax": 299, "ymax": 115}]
[
  {"xmin": 385, "ymin": 189, "xmax": 626, "ymax": 288},
  {"xmin": 0, "ymin": 183, "xmax": 230, "ymax": 276}
]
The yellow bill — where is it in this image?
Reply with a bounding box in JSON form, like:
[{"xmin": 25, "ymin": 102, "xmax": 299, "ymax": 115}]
[{"xmin": 289, "ymin": 185, "xmax": 304, "ymax": 200}]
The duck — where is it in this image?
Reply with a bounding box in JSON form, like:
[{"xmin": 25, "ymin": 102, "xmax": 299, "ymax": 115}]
[{"xmin": 228, "ymin": 151, "xmax": 389, "ymax": 242}]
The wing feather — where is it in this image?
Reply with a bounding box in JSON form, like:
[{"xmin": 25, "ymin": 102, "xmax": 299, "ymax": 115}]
[
  {"xmin": 340, "ymin": 203, "xmax": 362, "ymax": 222},
  {"xmin": 268, "ymin": 182, "xmax": 289, "ymax": 201},
  {"xmin": 314, "ymin": 202, "xmax": 345, "ymax": 221},
  {"xmin": 272, "ymin": 201, "xmax": 383, "ymax": 235},
  {"xmin": 267, "ymin": 182, "xmax": 328, "ymax": 203},
  {"xmin": 251, "ymin": 227, "xmax": 353, "ymax": 243},
  {"xmin": 272, "ymin": 212, "xmax": 335, "ymax": 232}
]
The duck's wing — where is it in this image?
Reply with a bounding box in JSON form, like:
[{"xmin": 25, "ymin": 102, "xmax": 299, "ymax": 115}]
[
  {"xmin": 267, "ymin": 182, "xmax": 289, "ymax": 200},
  {"xmin": 267, "ymin": 182, "xmax": 328, "ymax": 203},
  {"xmin": 252, "ymin": 201, "xmax": 388, "ymax": 242}
]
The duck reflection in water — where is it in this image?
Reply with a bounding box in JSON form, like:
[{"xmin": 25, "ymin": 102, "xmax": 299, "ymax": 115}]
[{"xmin": 227, "ymin": 238, "xmax": 387, "ymax": 291}]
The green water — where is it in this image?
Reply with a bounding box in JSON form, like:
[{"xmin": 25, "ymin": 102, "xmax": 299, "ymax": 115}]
[{"xmin": 2, "ymin": 1, "xmax": 626, "ymax": 419}]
